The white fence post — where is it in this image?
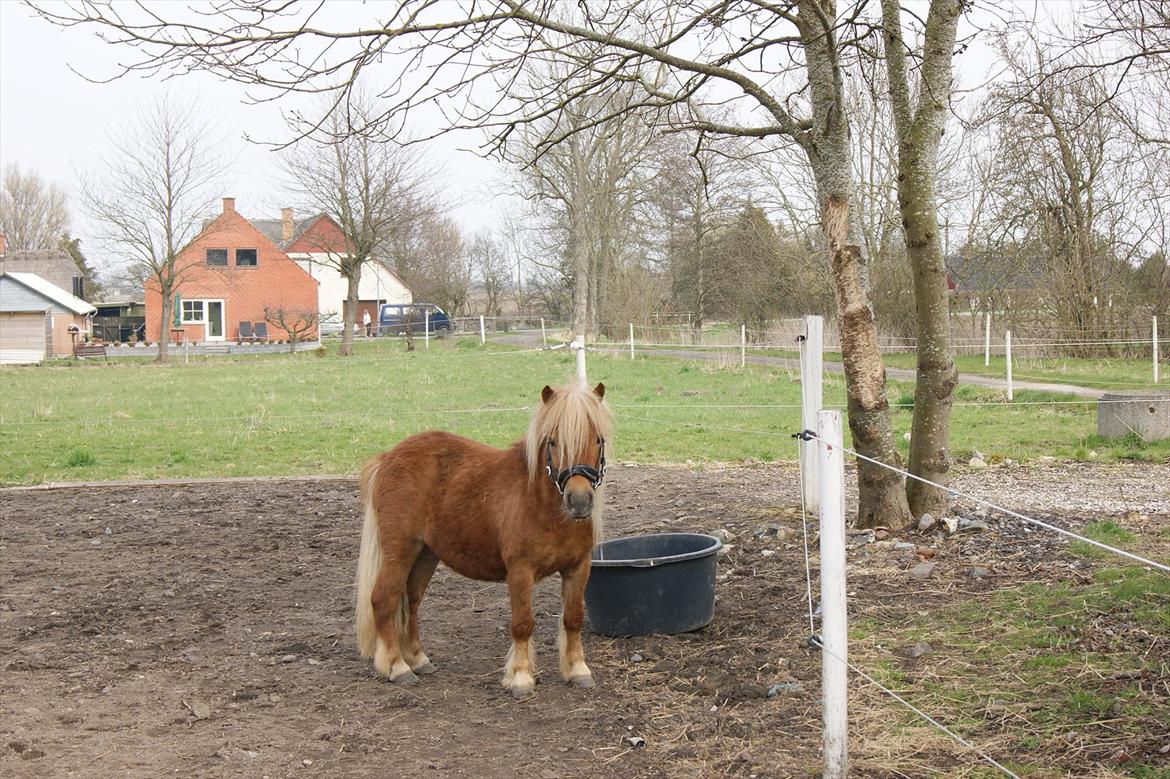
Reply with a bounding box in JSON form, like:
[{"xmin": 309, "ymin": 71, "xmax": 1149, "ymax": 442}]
[
  {"xmin": 541, "ymin": 318, "xmax": 547, "ymax": 348},
  {"xmin": 984, "ymin": 311, "xmax": 991, "ymax": 367},
  {"xmin": 740, "ymin": 324, "xmax": 746, "ymax": 368},
  {"xmin": 479, "ymin": 315, "xmax": 486, "ymax": 345},
  {"xmin": 629, "ymin": 323, "xmax": 635, "ymax": 360},
  {"xmin": 800, "ymin": 315, "xmax": 824, "ymax": 512},
  {"xmin": 424, "ymin": 309, "xmax": 430, "ymax": 351},
  {"xmin": 817, "ymin": 408, "xmax": 848, "ymax": 779},
  {"xmin": 574, "ymin": 335, "xmax": 587, "ymax": 386},
  {"xmin": 1005, "ymin": 330, "xmax": 1013, "ymax": 401},
  {"xmin": 1154, "ymin": 316, "xmax": 1160, "ymax": 384}
]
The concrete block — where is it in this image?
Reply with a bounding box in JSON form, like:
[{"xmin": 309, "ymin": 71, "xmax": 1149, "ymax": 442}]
[{"xmin": 1097, "ymin": 392, "xmax": 1170, "ymax": 440}]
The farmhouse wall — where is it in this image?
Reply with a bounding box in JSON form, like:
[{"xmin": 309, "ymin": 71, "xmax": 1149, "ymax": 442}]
[{"xmin": 144, "ymin": 199, "xmax": 319, "ymax": 343}]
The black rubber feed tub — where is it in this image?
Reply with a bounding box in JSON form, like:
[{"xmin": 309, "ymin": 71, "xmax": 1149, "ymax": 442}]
[{"xmin": 585, "ymin": 533, "xmax": 722, "ymax": 636}]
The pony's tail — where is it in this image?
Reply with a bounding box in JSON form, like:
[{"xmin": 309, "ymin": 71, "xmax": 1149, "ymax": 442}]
[{"xmin": 355, "ymin": 456, "xmax": 384, "ymax": 658}]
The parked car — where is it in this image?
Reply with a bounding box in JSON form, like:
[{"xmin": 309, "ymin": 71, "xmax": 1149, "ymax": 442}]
[
  {"xmin": 319, "ymin": 313, "xmax": 344, "ymax": 336},
  {"xmin": 379, "ymin": 303, "xmax": 453, "ymax": 336}
]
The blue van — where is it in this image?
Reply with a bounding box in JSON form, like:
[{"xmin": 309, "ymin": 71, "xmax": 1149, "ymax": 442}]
[{"xmin": 378, "ymin": 303, "xmax": 453, "ymax": 336}]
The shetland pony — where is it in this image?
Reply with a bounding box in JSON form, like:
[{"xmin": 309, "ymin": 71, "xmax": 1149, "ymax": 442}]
[{"xmin": 355, "ymin": 382, "xmax": 611, "ymax": 698}]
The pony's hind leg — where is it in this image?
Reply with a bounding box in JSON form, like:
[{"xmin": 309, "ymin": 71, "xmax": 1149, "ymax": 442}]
[
  {"xmin": 371, "ymin": 538, "xmax": 424, "ymax": 685},
  {"xmin": 401, "ymin": 547, "xmax": 439, "ymax": 674},
  {"xmin": 558, "ymin": 558, "xmax": 595, "ymax": 688},
  {"xmin": 502, "ymin": 565, "xmax": 537, "ymax": 699}
]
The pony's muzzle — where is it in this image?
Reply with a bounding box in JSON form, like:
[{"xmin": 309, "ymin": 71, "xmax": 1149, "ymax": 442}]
[{"xmin": 564, "ymin": 481, "xmax": 594, "ymax": 519}]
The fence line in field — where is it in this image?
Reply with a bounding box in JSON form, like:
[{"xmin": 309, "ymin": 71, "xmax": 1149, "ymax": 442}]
[{"xmin": 5, "ymin": 396, "xmax": 1167, "ymax": 428}]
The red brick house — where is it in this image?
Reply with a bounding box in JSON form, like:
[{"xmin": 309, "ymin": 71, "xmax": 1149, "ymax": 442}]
[{"xmin": 144, "ymin": 198, "xmax": 319, "ymax": 343}]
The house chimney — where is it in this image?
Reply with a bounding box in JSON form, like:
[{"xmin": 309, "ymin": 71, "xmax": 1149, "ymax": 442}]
[
  {"xmin": 222, "ymin": 197, "xmax": 236, "ymax": 213},
  {"xmin": 281, "ymin": 208, "xmax": 294, "ymax": 242}
]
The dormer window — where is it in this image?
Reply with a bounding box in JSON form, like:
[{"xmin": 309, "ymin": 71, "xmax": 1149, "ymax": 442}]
[
  {"xmin": 206, "ymin": 249, "xmax": 228, "ymax": 266},
  {"xmin": 236, "ymin": 248, "xmax": 258, "ymax": 267}
]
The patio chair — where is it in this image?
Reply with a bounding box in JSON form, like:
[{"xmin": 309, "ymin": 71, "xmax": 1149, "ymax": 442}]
[
  {"xmin": 239, "ymin": 321, "xmax": 254, "ymax": 343},
  {"xmin": 253, "ymin": 321, "xmax": 269, "ymax": 342}
]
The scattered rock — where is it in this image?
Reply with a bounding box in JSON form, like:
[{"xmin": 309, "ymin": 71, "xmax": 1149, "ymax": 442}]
[
  {"xmin": 302, "ymin": 758, "xmax": 313, "ymax": 767},
  {"xmin": 968, "ymin": 457, "xmax": 988, "ymax": 470},
  {"xmin": 958, "ymin": 518, "xmax": 990, "ymax": 533},
  {"xmin": 307, "ymin": 658, "xmax": 321, "ymax": 666},
  {"xmin": 941, "ymin": 517, "xmax": 959, "ymax": 535},
  {"xmin": 310, "ymin": 725, "xmax": 338, "ymax": 741},
  {"xmin": 915, "ymin": 546, "xmax": 936, "ymax": 560},
  {"xmin": 898, "ymin": 641, "xmax": 933, "ymax": 659},
  {"xmin": 766, "ymin": 681, "xmax": 801, "ymax": 697},
  {"xmin": 916, "ymin": 513, "xmax": 937, "ymax": 533},
  {"xmin": 89, "ymin": 538, "xmax": 101, "ymax": 546},
  {"xmin": 910, "ymin": 561, "xmax": 935, "ymax": 579},
  {"xmin": 540, "ymin": 770, "xmax": 560, "ymax": 779},
  {"xmin": 183, "ymin": 699, "xmax": 211, "ymax": 720},
  {"xmin": 714, "ymin": 528, "xmax": 735, "ymax": 543},
  {"xmin": 760, "ymin": 549, "xmax": 776, "ymax": 557},
  {"xmin": 622, "ymin": 736, "xmax": 645, "ymax": 749},
  {"xmin": 964, "ymin": 567, "xmax": 991, "ymax": 579},
  {"xmin": 754, "ymin": 523, "xmax": 782, "ymax": 538},
  {"xmin": 893, "ymin": 541, "xmax": 915, "ymax": 552},
  {"xmin": 630, "ymin": 653, "xmax": 644, "ymax": 663},
  {"xmin": 971, "ymin": 450, "xmax": 985, "ymax": 461},
  {"xmin": 735, "ymin": 750, "xmax": 753, "ymax": 763},
  {"xmin": 873, "ymin": 527, "xmax": 891, "ymax": 541},
  {"xmin": 279, "ymin": 654, "xmax": 298, "ymax": 664},
  {"xmin": 851, "ymin": 531, "xmax": 875, "ymax": 547}
]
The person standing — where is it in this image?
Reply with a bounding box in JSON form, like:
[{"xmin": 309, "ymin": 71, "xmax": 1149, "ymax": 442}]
[{"xmin": 363, "ymin": 309, "xmax": 372, "ymax": 338}]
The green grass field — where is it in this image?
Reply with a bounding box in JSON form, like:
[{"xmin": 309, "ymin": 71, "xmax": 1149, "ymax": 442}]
[{"xmin": 1, "ymin": 337, "xmax": 1166, "ymax": 485}]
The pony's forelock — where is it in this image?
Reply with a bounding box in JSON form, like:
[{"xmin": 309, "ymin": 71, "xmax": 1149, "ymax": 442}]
[{"xmin": 524, "ymin": 383, "xmax": 612, "ymax": 481}]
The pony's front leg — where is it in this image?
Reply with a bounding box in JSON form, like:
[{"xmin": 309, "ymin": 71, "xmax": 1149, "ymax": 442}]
[
  {"xmin": 502, "ymin": 566, "xmax": 537, "ymax": 699},
  {"xmin": 558, "ymin": 558, "xmax": 595, "ymax": 688}
]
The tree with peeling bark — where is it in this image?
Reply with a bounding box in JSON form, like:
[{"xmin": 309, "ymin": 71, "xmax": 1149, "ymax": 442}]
[
  {"xmin": 82, "ymin": 99, "xmax": 220, "ymax": 364},
  {"xmin": 33, "ymin": 0, "xmax": 913, "ymax": 527},
  {"xmin": 879, "ymin": 0, "xmax": 964, "ymax": 519}
]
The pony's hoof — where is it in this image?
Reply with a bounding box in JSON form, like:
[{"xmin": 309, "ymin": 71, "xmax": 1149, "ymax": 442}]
[
  {"xmin": 569, "ymin": 674, "xmax": 596, "ymax": 689},
  {"xmin": 510, "ymin": 684, "xmax": 535, "ymax": 700},
  {"xmin": 390, "ymin": 669, "xmax": 419, "ymax": 686},
  {"xmin": 413, "ymin": 661, "xmax": 437, "ymax": 675}
]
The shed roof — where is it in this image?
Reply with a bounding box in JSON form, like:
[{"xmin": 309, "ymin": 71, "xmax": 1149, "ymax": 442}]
[{"xmin": 1, "ymin": 272, "xmax": 97, "ymax": 315}]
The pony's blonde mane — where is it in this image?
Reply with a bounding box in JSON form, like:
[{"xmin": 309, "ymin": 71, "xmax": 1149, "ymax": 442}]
[{"xmin": 524, "ymin": 382, "xmax": 613, "ymax": 482}]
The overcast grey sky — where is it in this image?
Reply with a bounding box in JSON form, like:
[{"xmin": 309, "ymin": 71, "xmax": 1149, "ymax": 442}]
[
  {"xmin": 1, "ymin": 1, "xmax": 1075, "ymax": 274},
  {"xmin": 0, "ymin": 1, "xmax": 507, "ymax": 272}
]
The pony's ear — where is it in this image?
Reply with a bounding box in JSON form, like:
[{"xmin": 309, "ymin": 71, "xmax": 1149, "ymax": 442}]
[
  {"xmin": 541, "ymin": 385, "xmax": 556, "ymax": 404},
  {"xmin": 593, "ymin": 382, "xmax": 606, "ymax": 399}
]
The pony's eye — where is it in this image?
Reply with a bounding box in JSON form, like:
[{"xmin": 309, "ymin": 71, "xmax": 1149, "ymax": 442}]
[{"xmin": 548, "ymin": 439, "xmax": 557, "ymax": 448}]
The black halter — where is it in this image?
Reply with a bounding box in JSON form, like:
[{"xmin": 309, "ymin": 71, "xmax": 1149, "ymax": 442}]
[{"xmin": 545, "ymin": 437, "xmax": 607, "ymax": 495}]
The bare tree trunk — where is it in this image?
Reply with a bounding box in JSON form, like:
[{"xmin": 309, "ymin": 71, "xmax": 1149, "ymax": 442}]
[
  {"xmin": 823, "ymin": 196, "xmax": 911, "ymax": 527},
  {"xmin": 800, "ymin": 0, "xmax": 911, "ymax": 529},
  {"xmin": 882, "ymin": 0, "xmax": 962, "ymax": 518},
  {"xmin": 340, "ymin": 259, "xmax": 361, "ymax": 356},
  {"xmin": 157, "ymin": 279, "xmax": 172, "ymax": 363}
]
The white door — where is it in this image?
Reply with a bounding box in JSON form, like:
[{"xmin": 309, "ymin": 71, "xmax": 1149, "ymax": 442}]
[
  {"xmin": 0, "ymin": 311, "xmax": 48, "ymax": 364},
  {"xmin": 205, "ymin": 300, "xmax": 225, "ymax": 341}
]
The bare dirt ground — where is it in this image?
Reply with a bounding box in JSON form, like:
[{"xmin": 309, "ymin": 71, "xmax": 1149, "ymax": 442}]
[{"xmin": 2, "ymin": 462, "xmax": 1167, "ymax": 778}]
